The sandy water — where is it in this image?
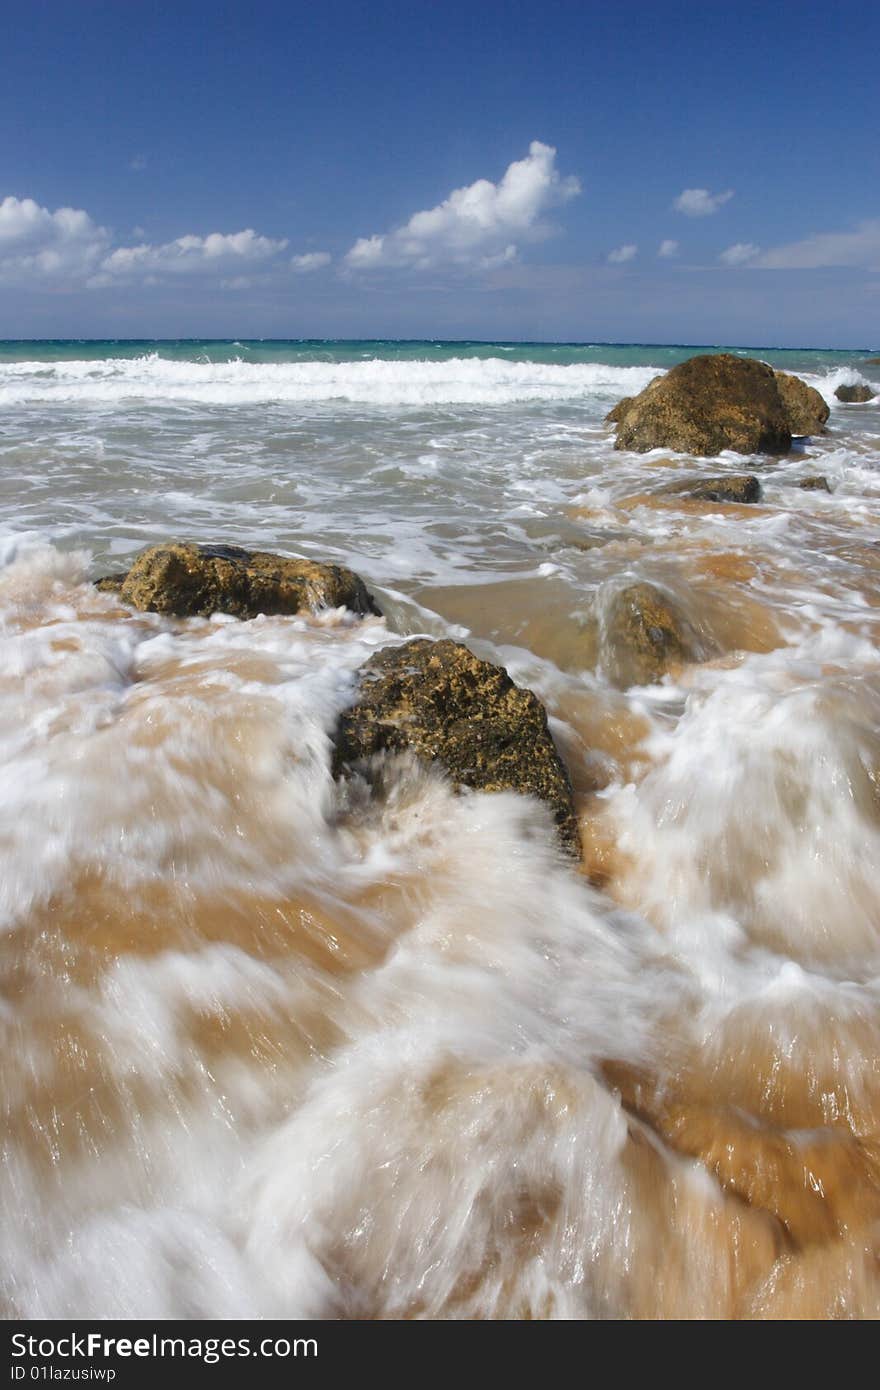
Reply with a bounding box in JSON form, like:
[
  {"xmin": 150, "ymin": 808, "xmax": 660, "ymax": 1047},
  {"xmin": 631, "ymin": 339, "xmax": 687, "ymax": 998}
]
[{"xmin": 1, "ymin": 342, "xmax": 880, "ymax": 1319}]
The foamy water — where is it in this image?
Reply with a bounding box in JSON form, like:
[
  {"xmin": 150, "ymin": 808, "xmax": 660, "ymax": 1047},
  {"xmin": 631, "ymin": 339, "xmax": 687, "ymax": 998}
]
[
  {"xmin": 0, "ymin": 352, "xmax": 663, "ymax": 407},
  {"xmin": 1, "ymin": 341, "xmax": 880, "ymax": 1319}
]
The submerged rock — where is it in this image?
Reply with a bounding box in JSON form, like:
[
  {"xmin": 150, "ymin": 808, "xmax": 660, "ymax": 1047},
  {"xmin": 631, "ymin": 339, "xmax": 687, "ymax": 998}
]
[
  {"xmin": 681, "ymin": 474, "xmax": 762, "ymax": 504},
  {"xmin": 333, "ymin": 638, "xmax": 579, "ymax": 853},
  {"xmin": 835, "ymin": 384, "xmax": 876, "ymax": 403},
  {"xmin": 599, "ymin": 581, "xmax": 699, "ymax": 688},
  {"xmin": 798, "ymin": 475, "xmax": 832, "ymax": 493},
  {"xmin": 606, "ymin": 354, "xmax": 792, "ymax": 457},
  {"xmin": 95, "ymin": 542, "xmax": 380, "ymax": 619},
  {"xmin": 773, "ymin": 370, "xmax": 830, "ymax": 435}
]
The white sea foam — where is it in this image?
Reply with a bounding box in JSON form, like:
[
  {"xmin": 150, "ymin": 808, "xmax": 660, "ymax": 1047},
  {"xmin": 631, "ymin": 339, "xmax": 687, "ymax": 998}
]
[
  {"xmin": 0, "ymin": 353, "xmax": 660, "ymax": 407},
  {"xmin": 799, "ymin": 365, "xmax": 880, "ymax": 408}
]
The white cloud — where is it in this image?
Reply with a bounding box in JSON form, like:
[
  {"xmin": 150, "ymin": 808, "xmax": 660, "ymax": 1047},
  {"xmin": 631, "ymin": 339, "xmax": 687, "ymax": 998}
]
[
  {"xmin": 608, "ymin": 243, "xmax": 637, "ymax": 264},
  {"xmin": 713, "ymin": 221, "xmax": 880, "ymax": 272},
  {"xmin": 344, "ymin": 140, "xmax": 580, "ymax": 272},
  {"xmin": 755, "ymin": 220, "xmax": 880, "ymax": 271},
  {"xmin": 673, "ymin": 187, "xmax": 734, "ymax": 217},
  {"xmin": 0, "ymin": 195, "xmax": 110, "ymax": 287},
  {"xmin": 479, "ymin": 244, "xmax": 518, "ymax": 271},
  {"xmin": 720, "ymin": 241, "xmax": 761, "ymax": 266},
  {"xmin": 658, "ymin": 239, "xmax": 679, "ymax": 258},
  {"xmin": 291, "ymin": 251, "xmax": 331, "ymax": 273},
  {"xmin": 93, "ymin": 228, "xmax": 288, "ymax": 285},
  {"xmin": 0, "ymin": 194, "xmax": 305, "ymax": 293}
]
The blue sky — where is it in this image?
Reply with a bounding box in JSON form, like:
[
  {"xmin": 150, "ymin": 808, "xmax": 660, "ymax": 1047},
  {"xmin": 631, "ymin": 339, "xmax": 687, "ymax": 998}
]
[{"xmin": 1, "ymin": 0, "xmax": 877, "ymax": 345}]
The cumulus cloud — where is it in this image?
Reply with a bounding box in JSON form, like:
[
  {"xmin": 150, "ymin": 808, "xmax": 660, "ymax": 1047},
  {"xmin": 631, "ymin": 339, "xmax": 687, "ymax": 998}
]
[
  {"xmin": 673, "ymin": 187, "xmax": 734, "ymax": 217},
  {"xmin": 658, "ymin": 239, "xmax": 679, "ymax": 258},
  {"xmin": 720, "ymin": 241, "xmax": 761, "ymax": 266},
  {"xmin": 755, "ymin": 220, "xmax": 880, "ymax": 271},
  {"xmin": 291, "ymin": 251, "xmax": 331, "ymax": 273},
  {"xmin": 94, "ymin": 228, "xmax": 287, "ymax": 285},
  {"xmin": 344, "ymin": 141, "xmax": 580, "ymax": 272},
  {"xmin": 0, "ymin": 193, "xmax": 303, "ymax": 292},
  {"xmin": 0, "ymin": 195, "xmax": 110, "ymax": 287},
  {"xmin": 608, "ymin": 243, "xmax": 637, "ymax": 264}
]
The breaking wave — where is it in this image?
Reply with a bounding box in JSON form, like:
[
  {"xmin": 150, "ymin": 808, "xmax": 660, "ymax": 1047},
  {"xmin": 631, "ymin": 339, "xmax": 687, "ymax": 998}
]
[{"xmin": 0, "ymin": 353, "xmax": 661, "ymax": 408}]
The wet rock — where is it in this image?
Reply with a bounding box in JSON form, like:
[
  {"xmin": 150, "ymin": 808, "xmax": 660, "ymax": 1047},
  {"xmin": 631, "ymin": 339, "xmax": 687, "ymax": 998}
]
[
  {"xmin": 333, "ymin": 637, "xmax": 579, "ymax": 853},
  {"xmin": 835, "ymin": 383, "xmax": 876, "ymax": 403},
  {"xmin": 605, "ymin": 396, "xmax": 634, "ymax": 424},
  {"xmin": 93, "ymin": 574, "xmax": 125, "ymax": 594},
  {"xmin": 798, "ymin": 476, "xmax": 832, "ymax": 493},
  {"xmin": 681, "ymin": 474, "xmax": 762, "ymax": 504},
  {"xmin": 600, "ymin": 581, "xmax": 699, "ymax": 687},
  {"xmin": 773, "ymin": 370, "xmax": 830, "ymax": 435},
  {"xmin": 95, "ymin": 542, "xmax": 380, "ymax": 619},
  {"xmin": 606, "ymin": 354, "xmax": 792, "ymax": 457}
]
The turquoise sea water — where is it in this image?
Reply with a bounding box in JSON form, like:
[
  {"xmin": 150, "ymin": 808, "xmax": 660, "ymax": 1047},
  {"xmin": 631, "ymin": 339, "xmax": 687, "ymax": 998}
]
[{"xmin": 0, "ymin": 336, "xmax": 873, "ymax": 372}]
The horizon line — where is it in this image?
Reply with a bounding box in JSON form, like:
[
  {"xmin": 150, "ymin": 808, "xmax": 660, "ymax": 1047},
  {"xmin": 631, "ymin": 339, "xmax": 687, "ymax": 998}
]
[{"xmin": 0, "ymin": 337, "xmax": 875, "ymax": 353}]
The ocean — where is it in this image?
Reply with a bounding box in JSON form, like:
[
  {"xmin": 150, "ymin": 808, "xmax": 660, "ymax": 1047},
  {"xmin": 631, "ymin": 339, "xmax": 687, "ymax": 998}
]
[{"xmin": 1, "ymin": 338, "xmax": 879, "ymax": 1318}]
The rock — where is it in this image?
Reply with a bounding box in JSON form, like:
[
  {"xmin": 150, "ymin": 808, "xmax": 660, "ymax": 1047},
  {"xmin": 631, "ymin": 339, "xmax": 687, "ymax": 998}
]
[
  {"xmin": 835, "ymin": 384, "xmax": 876, "ymax": 403},
  {"xmin": 606, "ymin": 354, "xmax": 792, "ymax": 457},
  {"xmin": 798, "ymin": 476, "xmax": 831, "ymax": 493},
  {"xmin": 605, "ymin": 396, "xmax": 634, "ymax": 424},
  {"xmin": 773, "ymin": 370, "xmax": 830, "ymax": 435},
  {"xmin": 333, "ymin": 638, "xmax": 579, "ymax": 853},
  {"xmin": 599, "ymin": 582, "xmax": 699, "ymax": 687},
  {"xmin": 93, "ymin": 574, "xmax": 125, "ymax": 595},
  {"xmin": 681, "ymin": 474, "xmax": 762, "ymax": 504},
  {"xmin": 96, "ymin": 542, "xmax": 380, "ymax": 619},
  {"xmin": 864, "ymin": 358, "xmax": 880, "ymax": 366}
]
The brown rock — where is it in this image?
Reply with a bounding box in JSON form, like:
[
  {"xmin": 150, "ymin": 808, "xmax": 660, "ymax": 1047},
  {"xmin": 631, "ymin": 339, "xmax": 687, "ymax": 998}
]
[
  {"xmin": 681, "ymin": 474, "xmax": 762, "ymax": 504},
  {"xmin": 93, "ymin": 574, "xmax": 125, "ymax": 595},
  {"xmin": 607, "ymin": 354, "xmax": 792, "ymax": 457},
  {"xmin": 599, "ymin": 581, "xmax": 703, "ymax": 687},
  {"xmin": 798, "ymin": 475, "xmax": 832, "ymax": 493},
  {"xmin": 835, "ymin": 383, "xmax": 876, "ymax": 403},
  {"xmin": 333, "ymin": 638, "xmax": 579, "ymax": 853},
  {"xmin": 773, "ymin": 370, "xmax": 830, "ymax": 435},
  {"xmin": 605, "ymin": 396, "xmax": 634, "ymax": 424},
  {"xmin": 96, "ymin": 542, "xmax": 380, "ymax": 619}
]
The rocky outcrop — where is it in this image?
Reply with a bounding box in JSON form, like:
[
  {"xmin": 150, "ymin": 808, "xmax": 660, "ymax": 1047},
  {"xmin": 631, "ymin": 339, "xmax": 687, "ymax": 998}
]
[
  {"xmin": 95, "ymin": 542, "xmax": 379, "ymax": 619},
  {"xmin": 798, "ymin": 476, "xmax": 832, "ymax": 493},
  {"xmin": 333, "ymin": 638, "xmax": 579, "ymax": 853},
  {"xmin": 680, "ymin": 474, "xmax": 762, "ymax": 504},
  {"xmin": 599, "ymin": 582, "xmax": 700, "ymax": 688},
  {"xmin": 835, "ymin": 384, "xmax": 876, "ymax": 403},
  {"xmin": 605, "ymin": 396, "xmax": 634, "ymax": 424},
  {"xmin": 773, "ymin": 370, "xmax": 830, "ymax": 435},
  {"xmin": 606, "ymin": 354, "xmax": 792, "ymax": 457}
]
